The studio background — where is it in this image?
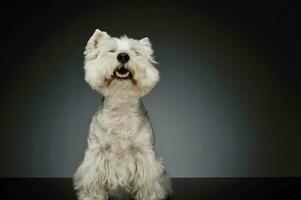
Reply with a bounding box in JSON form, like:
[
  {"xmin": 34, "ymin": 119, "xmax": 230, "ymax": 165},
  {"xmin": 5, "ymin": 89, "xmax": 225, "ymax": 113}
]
[{"xmin": 0, "ymin": 1, "xmax": 300, "ymax": 178}]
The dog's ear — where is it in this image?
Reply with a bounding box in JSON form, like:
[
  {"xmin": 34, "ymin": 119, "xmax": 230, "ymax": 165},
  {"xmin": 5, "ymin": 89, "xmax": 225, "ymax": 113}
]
[
  {"xmin": 86, "ymin": 29, "xmax": 110, "ymax": 51},
  {"xmin": 139, "ymin": 37, "xmax": 151, "ymax": 47},
  {"xmin": 139, "ymin": 37, "xmax": 155, "ymax": 59}
]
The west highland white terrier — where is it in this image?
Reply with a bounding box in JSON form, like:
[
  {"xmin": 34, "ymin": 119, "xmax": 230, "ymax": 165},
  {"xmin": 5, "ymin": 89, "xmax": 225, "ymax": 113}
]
[{"xmin": 73, "ymin": 29, "xmax": 171, "ymax": 200}]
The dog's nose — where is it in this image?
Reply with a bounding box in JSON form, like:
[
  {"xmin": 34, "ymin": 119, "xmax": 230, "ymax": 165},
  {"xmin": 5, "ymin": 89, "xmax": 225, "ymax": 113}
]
[{"xmin": 117, "ymin": 53, "xmax": 130, "ymax": 64}]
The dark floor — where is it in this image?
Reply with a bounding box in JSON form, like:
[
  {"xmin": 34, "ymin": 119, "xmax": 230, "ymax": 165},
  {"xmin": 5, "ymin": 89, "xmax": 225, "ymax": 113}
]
[{"xmin": 0, "ymin": 178, "xmax": 300, "ymax": 200}]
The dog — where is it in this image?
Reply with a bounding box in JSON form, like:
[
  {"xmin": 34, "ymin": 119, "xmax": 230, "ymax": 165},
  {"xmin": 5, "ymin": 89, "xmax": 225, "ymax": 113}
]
[{"xmin": 73, "ymin": 29, "xmax": 171, "ymax": 200}]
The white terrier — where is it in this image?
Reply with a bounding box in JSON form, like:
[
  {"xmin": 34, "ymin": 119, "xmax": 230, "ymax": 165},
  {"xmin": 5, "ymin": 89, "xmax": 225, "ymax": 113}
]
[{"xmin": 73, "ymin": 29, "xmax": 171, "ymax": 200}]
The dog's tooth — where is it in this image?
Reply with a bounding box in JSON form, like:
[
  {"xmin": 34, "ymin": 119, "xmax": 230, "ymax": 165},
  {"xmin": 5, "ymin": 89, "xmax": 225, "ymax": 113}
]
[{"xmin": 116, "ymin": 71, "xmax": 129, "ymax": 78}]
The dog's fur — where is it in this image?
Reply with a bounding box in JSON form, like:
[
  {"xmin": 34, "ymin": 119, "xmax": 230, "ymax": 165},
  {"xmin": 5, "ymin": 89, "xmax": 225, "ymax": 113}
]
[{"xmin": 73, "ymin": 29, "xmax": 171, "ymax": 200}]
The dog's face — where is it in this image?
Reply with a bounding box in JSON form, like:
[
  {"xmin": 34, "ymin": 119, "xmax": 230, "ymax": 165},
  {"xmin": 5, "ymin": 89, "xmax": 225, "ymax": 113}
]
[{"xmin": 84, "ymin": 29, "xmax": 159, "ymax": 98}]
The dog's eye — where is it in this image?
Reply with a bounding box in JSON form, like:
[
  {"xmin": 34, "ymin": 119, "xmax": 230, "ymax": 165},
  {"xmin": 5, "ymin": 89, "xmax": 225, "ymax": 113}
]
[
  {"xmin": 133, "ymin": 49, "xmax": 140, "ymax": 55},
  {"xmin": 109, "ymin": 49, "xmax": 116, "ymax": 53}
]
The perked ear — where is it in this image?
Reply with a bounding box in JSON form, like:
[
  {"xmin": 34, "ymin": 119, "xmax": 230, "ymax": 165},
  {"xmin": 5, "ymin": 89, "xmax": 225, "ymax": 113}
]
[
  {"xmin": 86, "ymin": 29, "xmax": 109, "ymax": 51},
  {"xmin": 139, "ymin": 37, "xmax": 151, "ymax": 47}
]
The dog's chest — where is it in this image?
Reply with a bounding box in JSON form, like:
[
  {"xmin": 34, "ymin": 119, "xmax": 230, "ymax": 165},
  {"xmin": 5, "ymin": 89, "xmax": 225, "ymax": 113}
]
[
  {"xmin": 96, "ymin": 105, "xmax": 145, "ymax": 156},
  {"xmin": 100, "ymin": 105, "xmax": 141, "ymax": 135}
]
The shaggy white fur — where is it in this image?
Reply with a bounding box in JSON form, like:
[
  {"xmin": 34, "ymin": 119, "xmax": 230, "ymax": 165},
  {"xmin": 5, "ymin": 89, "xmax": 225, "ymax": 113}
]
[{"xmin": 73, "ymin": 29, "xmax": 172, "ymax": 200}]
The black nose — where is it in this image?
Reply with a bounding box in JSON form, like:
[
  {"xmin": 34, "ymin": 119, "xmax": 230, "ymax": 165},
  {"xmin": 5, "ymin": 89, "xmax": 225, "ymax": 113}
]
[{"xmin": 117, "ymin": 53, "xmax": 130, "ymax": 64}]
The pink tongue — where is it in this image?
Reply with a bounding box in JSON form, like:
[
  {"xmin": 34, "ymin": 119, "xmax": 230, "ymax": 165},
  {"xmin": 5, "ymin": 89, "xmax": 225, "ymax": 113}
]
[{"xmin": 116, "ymin": 71, "xmax": 129, "ymax": 78}]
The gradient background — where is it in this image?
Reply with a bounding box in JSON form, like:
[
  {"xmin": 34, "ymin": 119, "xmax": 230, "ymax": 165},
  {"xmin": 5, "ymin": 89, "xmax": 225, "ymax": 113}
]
[{"xmin": 0, "ymin": 1, "xmax": 300, "ymax": 178}]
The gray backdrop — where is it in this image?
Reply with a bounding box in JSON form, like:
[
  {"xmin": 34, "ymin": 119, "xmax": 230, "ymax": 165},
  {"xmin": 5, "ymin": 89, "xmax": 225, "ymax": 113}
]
[{"xmin": 0, "ymin": 2, "xmax": 300, "ymax": 177}]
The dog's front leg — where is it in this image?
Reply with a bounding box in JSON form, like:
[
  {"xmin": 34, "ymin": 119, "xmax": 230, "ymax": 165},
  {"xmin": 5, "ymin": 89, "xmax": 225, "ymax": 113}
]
[
  {"xmin": 134, "ymin": 174, "xmax": 171, "ymax": 200},
  {"xmin": 133, "ymin": 153, "xmax": 171, "ymax": 200},
  {"xmin": 74, "ymin": 147, "xmax": 109, "ymax": 200},
  {"xmin": 77, "ymin": 189, "xmax": 108, "ymax": 200}
]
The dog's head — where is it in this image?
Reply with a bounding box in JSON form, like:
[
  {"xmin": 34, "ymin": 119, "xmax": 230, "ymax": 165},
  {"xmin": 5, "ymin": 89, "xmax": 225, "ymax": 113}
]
[{"xmin": 84, "ymin": 29, "xmax": 159, "ymax": 98}]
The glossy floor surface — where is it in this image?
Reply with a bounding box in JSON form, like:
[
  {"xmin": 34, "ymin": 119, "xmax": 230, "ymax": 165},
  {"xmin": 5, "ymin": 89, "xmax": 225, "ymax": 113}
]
[{"xmin": 0, "ymin": 178, "xmax": 300, "ymax": 200}]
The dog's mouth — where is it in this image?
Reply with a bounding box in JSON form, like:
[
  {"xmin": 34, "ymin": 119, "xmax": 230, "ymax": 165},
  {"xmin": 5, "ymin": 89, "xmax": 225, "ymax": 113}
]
[{"xmin": 112, "ymin": 66, "xmax": 133, "ymax": 80}]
